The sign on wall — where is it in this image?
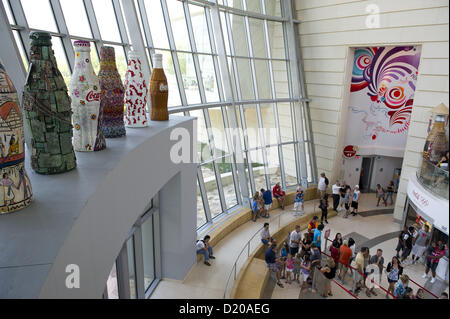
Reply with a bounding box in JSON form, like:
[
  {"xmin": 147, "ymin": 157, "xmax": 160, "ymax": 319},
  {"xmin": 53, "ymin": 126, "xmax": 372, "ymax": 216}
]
[
  {"xmin": 345, "ymin": 46, "xmax": 422, "ymax": 155},
  {"xmin": 343, "ymin": 145, "xmax": 358, "ymax": 158}
]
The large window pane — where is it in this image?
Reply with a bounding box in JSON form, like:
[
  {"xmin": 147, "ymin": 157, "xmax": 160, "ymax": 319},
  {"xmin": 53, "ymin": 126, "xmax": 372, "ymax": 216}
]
[
  {"xmin": 189, "ymin": 5, "xmax": 211, "ymax": 54},
  {"xmin": 208, "ymin": 107, "xmax": 228, "ymax": 157},
  {"xmin": 235, "ymin": 58, "xmax": 254, "ymax": 100},
  {"xmin": 243, "ymin": 105, "xmax": 261, "ymax": 149},
  {"xmin": 272, "ymin": 60, "xmax": 289, "ymax": 98},
  {"xmin": 144, "ymin": 0, "xmax": 170, "ymax": 49},
  {"xmin": 220, "ymin": 12, "xmax": 231, "ymax": 56},
  {"xmin": 264, "ymin": 0, "xmax": 282, "ymax": 17},
  {"xmin": 12, "ymin": 31, "xmax": 28, "ymax": 69},
  {"xmin": 166, "ymin": 0, "xmax": 191, "ymax": 51},
  {"xmin": 201, "ymin": 165, "xmax": 222, "ymax": 218},
  {"xmin": 277, "ymin": 103, "xmax": 294, "ymax": 143},
  {"xmin": 266, "ymin": 146, "xmax": 280, "ymax": 188},
  {"xmin": 197, "ymin": 181, "xmax": 207, "ymax": 228},
  {"xmin": 126, "ymin": 237, "xmax": 137, "ymax": 299},
  {"xmin": 142, "ymin": 216, "xmax": 155, "ymax": 291},
  {"xmin": 260, "ymin": 104, "xmax": 277, "ymax": 146},
  {"xmin": 52, "ymin": 37, "xmax": 71, "ymax": 87},
  {"xmin": 60, "ymin": 0, "xmax": 92, "ymax": 38},
  {"xmin": 222, "ymin": 0, "xmax": 243, "ymax": 10},
  {"xmin": 219, "ymin": 160, "xmax": 238, "ymax": 209},
  {"xmin": 267, "ymin": 21, "xmax": 285, "ymax": 59},
  {"xmin": 248, "ymin": 18, "xmax": 267, "ymax": 58},
  {"xmin": 190, "ymin": 109, "xmax": 212, "ymax": 163},
  {"xmin": 229, "ymin": 14, "xmax": 248, "ymax": 57},
  {"xmin": 199, "ymin": 54, "xmax": 220, "ymax": 103},
  {"xmin": 245, "ymin": 0, "xmax": 262, "ymax": 13},
  {"xmin": 92, "ymin": 0, "xmax": 122, "ymax": 42},
  {"xmin": 106, "ymin": 262, "xmax": 119, "ymax": 299},
  {"xmin": 248, "ymin": 149, "xmax": 266, "ymax": 191},
  {"xmin": 282, "ymin": 144, "xmax": 298, "ymax": 186},
  {"xmin": 21, "ymin": 0, "xmax": 58, "ymax": 32},
  {"xmin": 178, "ymin": 52, "xmax": 200, "ymax": 104},
  {"xmin": 254, "ymin": 60, "xmax": 272, "ymax": 100},
  {"xmin": 159, "ymin": 50, "xmax": 181, "ymax": 107}
]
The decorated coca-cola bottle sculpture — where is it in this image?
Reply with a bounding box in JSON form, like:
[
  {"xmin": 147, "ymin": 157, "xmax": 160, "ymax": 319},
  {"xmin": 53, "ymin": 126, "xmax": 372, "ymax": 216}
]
[
  {"xmin": 70, "ymin": 41, "xmax": 105, "ymax": 152},
  {"xmin": 150, "ymin": 54, "xmax": 169, "ymax": 121},
  {"xmin": 0, "ymin": 57, "xmax": 33, "ymax": 214},
  {"xmin": 125, "ymin": 51, "xmax": 148, "ymax": 128},
  {"xmin": 22, "ymin": 32, "xmax": 77, "ymax": 174},
  {"xmin": 99, "ymin": 46, "xmax": 126, "ymax": 137}
]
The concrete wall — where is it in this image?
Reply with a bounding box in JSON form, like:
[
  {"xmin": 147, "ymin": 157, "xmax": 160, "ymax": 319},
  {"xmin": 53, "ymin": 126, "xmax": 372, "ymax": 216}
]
[{"xmin": 294, "ymin": 0, "xmax": 449, "ymax": 221}]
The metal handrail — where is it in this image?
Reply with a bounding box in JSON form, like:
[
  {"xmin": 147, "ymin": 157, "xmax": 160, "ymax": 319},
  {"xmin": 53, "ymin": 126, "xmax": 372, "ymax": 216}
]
[
  {"xmin": 417, "ymin": 157, "xmax": 449, "ymax": 199},
  {"xmin": 222, "ymin": 199, "xmax": 319, "ymax": 298}
]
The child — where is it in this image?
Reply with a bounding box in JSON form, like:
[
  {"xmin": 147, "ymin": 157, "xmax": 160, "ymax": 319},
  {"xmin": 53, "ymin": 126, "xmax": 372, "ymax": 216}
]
[
  {"xmin": 285, "ymin": 254, "xmax": 294, "ymax": 284},
  {"xmin": 415, "ymin": 288, "xmax": 425, "ymax": 299},
  {"xmin": 280, "ymin": 242, "xmax": 289, "ymax": 279},
  {"xmin": 394, "ymin": 274, "xmax": 409, "ymax": 298},
  {"xmin": 343, "ymin": 188, "xmax": 351, "ymax": 218},
  {"xmin": 375, "ymin": 184, "xmax": 387, "ymax": 207},
  {"xmin": 251, "ymin": 192, "xmax": 260, "ymax": 222},
  {"xmin": 293, "ymin": 187, "xmax": 304, "ymax": 216},
  {"xmin": 300, "ymin": 254, "xmax": 311, "ymax": 291},
  {"xmin": 293, "ymin": 253, "xmax": 302, "ymax": 284}
]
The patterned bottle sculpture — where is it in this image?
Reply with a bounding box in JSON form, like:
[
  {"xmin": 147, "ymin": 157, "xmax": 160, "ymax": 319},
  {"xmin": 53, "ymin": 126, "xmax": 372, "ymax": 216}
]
[
  {"xmin": 70, "ymin": 41, "xmax": 105, "ymax": 152},
  {"xmin": 125, "ymin": 51, "xmax": 148, "ymax": 128},
  {"xmin": 150, "ymin": 54, "xmax": 169, "ymax": 121},
  {"xmin": 0, "ymin": 57, "xmax": 33, "ymax": 214},
  {"xmin": 99, "ymin": 46, "xmax": 126, "ymax": 137},
  {"xmin": 22, "ymin": 32, "xmax": 77, "ymax": 174}
]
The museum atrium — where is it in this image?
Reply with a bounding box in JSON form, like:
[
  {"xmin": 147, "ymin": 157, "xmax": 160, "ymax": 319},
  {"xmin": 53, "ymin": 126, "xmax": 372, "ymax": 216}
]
[{"xmin": 0, "ymin": 0, "xmax": 448, "ymax": 300}]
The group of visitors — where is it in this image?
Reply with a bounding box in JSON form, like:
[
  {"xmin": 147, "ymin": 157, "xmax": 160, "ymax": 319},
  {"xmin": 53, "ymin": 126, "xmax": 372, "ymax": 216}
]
[
  {"xmin": 325, "ymin": 177, "xmax": 361, "ymax": 218},
  {"xmin": 374, "ymin": 181, "xmax": 396, "ymax": 206},
  {"xmin": 251, "ymin": 183, "xmax": 287, "ymax": 222}
]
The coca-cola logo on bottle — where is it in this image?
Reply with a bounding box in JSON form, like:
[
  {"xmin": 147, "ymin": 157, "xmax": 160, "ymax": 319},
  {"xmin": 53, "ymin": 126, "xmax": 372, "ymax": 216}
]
[{"xmin": 86, "ymin": 90, "xmax": 101, "ymax": 102}]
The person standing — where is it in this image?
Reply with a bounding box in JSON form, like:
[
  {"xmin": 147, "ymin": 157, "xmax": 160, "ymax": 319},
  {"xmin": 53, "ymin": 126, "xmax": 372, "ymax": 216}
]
[
  {"xmin": 265, "ymin": 243, "xmax": 284, "ymax": 288},
  {"xmin": 260, "ymin": 223, "xmax": 271, "ymax": 245},
  {"xmin": 395, "ymin": 226, "xmax": 408, "ymax": 258},
  {"xmin": 313, "ymin": 224, "xmax": 324, "ymax": 252},
  {"xmin": 332, "ymin": 233, "xmax": 343, "ymax": 248},
  {"xmin": 350, "ymin": 185, "xmax": 360, "ymax": 216},
  {"xmin": 196, "ymin": 235, "xmax": 216, "ymax": 266},
  {"xmin": 351, "ymin": 247, "xmax": 369, "ymax": 296},
  {"xmin": 273, "ymin": 182, "xmax": 286, "ymax": 210},
  {"xmin": 393, "ymin": 172, "xmax": 400, "ymax": 193},
  {"xmin": 400, "ymin": 226, "xmax": 415, "ymax": 263},
  {"xmin": 423, "ymin": 242, "xmax": 445, "ymax": 284},
  {"xmin": 285, "ymin": 254, "xmax": 294, "ymax": 284},
  {"xmin": 332, "ymin": 181, "xmax": 341, "ymax": 211},
  {"xmin": 343, "ymin": 188, "xmax": 352, "ymax": 218},
  {"xmin": 368, "ymin": 249, "xmax": 384, "ymax": 296},
  {"xmin": 319, "ymin": 194, "xmax": 329, "ymax": 224},
  {"xmin": 411, "ymin": 224, "xmax": 431, "ymax": 264},
  {"xmin": 251, "ymin": 192, "xmax": 260, "ymax": 222},
  {"xmin": 317, "ymin": 172, "xmax": 329, "ymax": 198},
  {"xmin": 293, "ymin": 253, "xmax": 302, "ymax": 284},
  {"xmin": 329, "ymin": 240, "xmax": 340, "ymax": 264},
  {"xmin": 293, "ymin": 186, "xmax": 305, "ymax": 216},
  {"xmin": 337, "ymin": 240, "xmax": 353, "ymax": 283},
  {"xmin": 375, "ymin": 184, "xmax": 387, "ymax": 207},
  {"xmin": 300, "ymin": 233, "xmax": 312, "ymax": 259},
  {"xmin": 261, "ymin": 188, "xmax": 273, "ymax": 218},
  {"xmin": 386, "ymin": 256, "xmax": 403, "ymax": 298},
  {"xmin": 338, "ymin": 181, "xmax": 350, "ymax": 211},
  {"xmin": 308, "ymin": 216, "xmax": 319, "ymax": 238},
  {"xmin": 309, "ymin": 243, "xmax": 322, "ymax": 293},
  {"xmin": 320, "ymin": 258, "xmax": 337, "ymax": 298},
  {"xmin": 289, "ymin": 225, "xmax": 302, "ymax": 256},
  {"xmin": 385, "ymin": 181, "xmax": 395, "ymax": 206}
]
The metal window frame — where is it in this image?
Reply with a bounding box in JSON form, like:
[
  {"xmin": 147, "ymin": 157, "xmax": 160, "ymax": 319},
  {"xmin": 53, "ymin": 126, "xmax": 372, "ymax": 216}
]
[{"xmin": 0, "ymin": 0, "xmax": 315, "ymax": 230}]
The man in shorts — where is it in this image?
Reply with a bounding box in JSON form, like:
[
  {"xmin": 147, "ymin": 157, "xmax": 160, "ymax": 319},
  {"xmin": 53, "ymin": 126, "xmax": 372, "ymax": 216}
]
[
  {"xmin": 350, "ymin": 185, "xmax": 360, "ymax": 216},
  {"xmin": 423, "ymin": 242, "xmax": 445, "ymax": 284},
  {"xmin": 411, "ymin": 225, "xmax": 431, "ymax": 264},
  {"xmin": 289, "ymin": 225, "xmax": 302, "ymax": 256},
  {"xmin": 262, "ymin": 188, "xmax": 273, "ymax": 218},
  {"xmin": 265, "ymin": 243, "xmax": 284, "ymax": 288}
]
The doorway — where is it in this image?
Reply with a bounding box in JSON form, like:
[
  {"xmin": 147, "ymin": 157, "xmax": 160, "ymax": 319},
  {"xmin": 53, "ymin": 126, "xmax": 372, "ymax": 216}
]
[{"xmin": 359, "ymin": 157, "xmax": 375, "ymax": 193}]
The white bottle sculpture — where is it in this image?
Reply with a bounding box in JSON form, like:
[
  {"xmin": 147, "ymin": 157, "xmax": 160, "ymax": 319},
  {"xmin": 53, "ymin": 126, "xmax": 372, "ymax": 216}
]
[
  {"xmin": 125, "ymin": 51, "xmax": 148, "ymax": 128},
  {"xmin": 70, "ymin": 41, "xmax": 106, "ymax": 152}
]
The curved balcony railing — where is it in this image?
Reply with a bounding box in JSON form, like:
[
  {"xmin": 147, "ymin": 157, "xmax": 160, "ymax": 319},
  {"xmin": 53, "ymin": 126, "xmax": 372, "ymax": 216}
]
[{"xmin": 417, "ymin": 158, "xmax": 449, "ymax": 200}]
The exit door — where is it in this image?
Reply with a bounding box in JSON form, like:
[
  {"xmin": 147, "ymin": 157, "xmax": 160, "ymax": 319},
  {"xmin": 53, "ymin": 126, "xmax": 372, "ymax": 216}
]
[{"xmin": 359, "ymin": 157, "xmax": 374, "ymax": 193}]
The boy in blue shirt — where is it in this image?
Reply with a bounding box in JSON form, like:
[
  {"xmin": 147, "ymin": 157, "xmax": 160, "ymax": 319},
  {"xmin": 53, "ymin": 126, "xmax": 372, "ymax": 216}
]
[{"xmin": 313, "ymin": 224, "xmax": 325, "ymax": 252}]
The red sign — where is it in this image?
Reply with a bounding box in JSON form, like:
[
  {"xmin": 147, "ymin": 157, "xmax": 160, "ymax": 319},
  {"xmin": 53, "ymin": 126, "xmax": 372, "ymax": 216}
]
[{"xmin": 343, "ymin": 145, "xmax": 358, "ymax": 158}]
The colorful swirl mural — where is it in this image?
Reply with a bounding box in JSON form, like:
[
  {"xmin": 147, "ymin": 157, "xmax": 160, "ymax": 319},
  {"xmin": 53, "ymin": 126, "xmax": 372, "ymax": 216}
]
[{"xmin": 349, "ymin": 46, "xmax": 421, "ymax": 141}]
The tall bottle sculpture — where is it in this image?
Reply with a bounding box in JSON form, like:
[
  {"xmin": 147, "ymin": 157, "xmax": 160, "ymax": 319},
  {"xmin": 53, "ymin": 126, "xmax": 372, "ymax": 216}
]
[
  {"xmin": 125, "ymin": 51, "xmax": 148, "ymax": 128},
  {"xmin": 150, "ymin": 54, "xmax": 169, "ymax": 121},
  {"xmin": 70, "ymin": 41, "xmax": 105, "ymax": 152},
  {"xmin": 22, "ymin": 32, "xmax": 77, "ymax": 174},
  {"xmin": 99, "ymin": 46, "xmax": 126, "ymax": 137},
  {"xmin": 0, "ymin": 57, "xmax": 33, "ymax": 214}
]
